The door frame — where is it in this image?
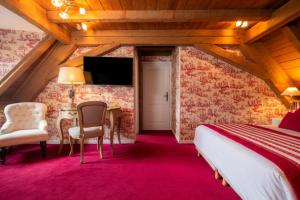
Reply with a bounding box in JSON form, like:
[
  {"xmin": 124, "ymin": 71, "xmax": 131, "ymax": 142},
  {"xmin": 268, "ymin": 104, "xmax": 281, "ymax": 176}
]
[{"xmin": 138, "ymin": 60, "xmax": 172, "ymax": 131}]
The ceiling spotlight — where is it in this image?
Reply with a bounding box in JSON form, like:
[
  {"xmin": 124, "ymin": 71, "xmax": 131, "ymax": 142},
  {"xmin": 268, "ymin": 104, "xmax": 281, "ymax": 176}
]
[
  {"xmin": 241, "ymin": 21, "xmax": 248, "ymax": 28},
  {"xmin": 81, "ymin": 23, "xmax": 88, "ymax": 31},
  {"xmin": 235, "ymin": 21, "xmax": 242, "ymax": 27},
  {"xmin": 59, "ymin": 11, "xmax": 70, "ymax": 19},
  {"xmin": 51, "ymin": 0, "xmax": 63, "ymax": 7},
  {"xmin": 79, "ymin": 7, "xmax": 86, "ymax": 15}
]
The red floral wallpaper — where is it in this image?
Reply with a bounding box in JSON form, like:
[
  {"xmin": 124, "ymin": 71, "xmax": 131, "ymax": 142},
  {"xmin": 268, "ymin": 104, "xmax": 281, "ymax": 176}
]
[
  {"xmin": 0, "ymin": 29, "xmax": 45, "ymax": 80},
  {"xmin": 177, "ymin": 47, "xmax": 287, "ymax": 141},
  {"xmin": 0, "ymin": 29, "xmax": 288, "ymax": 144},
  {"xmin": 35, "ymin": 46, "xmax": 135, "ymax": 143}
]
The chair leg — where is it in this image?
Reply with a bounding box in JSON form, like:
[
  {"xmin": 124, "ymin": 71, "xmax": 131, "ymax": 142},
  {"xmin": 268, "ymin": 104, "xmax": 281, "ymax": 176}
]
[
  {"xmin": 0, "ymin": 147, "xmax": 7, "ymax": 165},
  {"xmin": 99, "ymin": 135, "xmax": 104, "ymax": 159},
  {"xmin": 117, "ymin": 118, "xmax": 121, "ymax": 144},
  {"xmin": 97, "ymin": 137, "xmax": 100, "ymax": 151},
  {"xmin": 40, "ymin": 141, "xmax": 47, "ymax": 158},
  {"xmin": 80, "ymin": 138, "xmax": 85, "ymax": 164},
  {"xmin": 69, "ymin": 135, "xmax": 74, "ymax": 157}
]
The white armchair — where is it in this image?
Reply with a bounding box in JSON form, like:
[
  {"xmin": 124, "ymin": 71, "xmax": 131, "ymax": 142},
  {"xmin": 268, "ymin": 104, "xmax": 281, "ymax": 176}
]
[{"xmin": 0, "ymin": 102, "xmax": 48, "ymax": 164}]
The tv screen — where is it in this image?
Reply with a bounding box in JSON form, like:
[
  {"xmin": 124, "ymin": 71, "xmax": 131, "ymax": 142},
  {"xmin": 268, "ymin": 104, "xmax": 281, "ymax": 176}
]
[{"xmin": 83, "ymin": 57, "xmax": 133, "ymax": 86}]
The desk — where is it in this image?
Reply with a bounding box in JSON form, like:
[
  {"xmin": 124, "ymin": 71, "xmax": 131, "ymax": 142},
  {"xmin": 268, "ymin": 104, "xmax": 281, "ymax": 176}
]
[{"xmin": 56, "ymin": 107, "xmax": 122, "ymax": 154}]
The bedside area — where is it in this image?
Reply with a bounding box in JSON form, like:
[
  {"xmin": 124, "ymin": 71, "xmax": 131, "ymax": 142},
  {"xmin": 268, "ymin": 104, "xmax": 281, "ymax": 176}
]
[{"xmin": 271, "ymin": 118, "xmax": 282, "ymax": 126}]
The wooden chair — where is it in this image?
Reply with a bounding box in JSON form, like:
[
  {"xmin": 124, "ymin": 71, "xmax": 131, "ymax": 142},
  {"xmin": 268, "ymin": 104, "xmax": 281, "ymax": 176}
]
[{"xmin": 68, "ymin": 101, "xmax": 107, "ymax": 164}]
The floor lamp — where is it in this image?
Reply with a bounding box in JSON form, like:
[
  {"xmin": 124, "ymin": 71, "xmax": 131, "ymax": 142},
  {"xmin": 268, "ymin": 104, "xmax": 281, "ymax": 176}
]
[{"xmin": 58, "ymin": 67, "xmax": 85, "ymax": 109}]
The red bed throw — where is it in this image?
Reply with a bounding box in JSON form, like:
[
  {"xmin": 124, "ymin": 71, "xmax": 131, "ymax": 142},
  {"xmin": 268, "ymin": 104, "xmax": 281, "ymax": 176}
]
[{"xmin": 203, "ymin": 124, "xmax": 300, "ymax": 199}]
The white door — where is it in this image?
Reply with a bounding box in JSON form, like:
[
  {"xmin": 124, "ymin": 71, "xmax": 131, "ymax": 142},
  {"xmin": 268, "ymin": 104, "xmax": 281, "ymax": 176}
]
[{"xmin": 142, "ymin": 61, "xmax": 171, "ymax": 130}]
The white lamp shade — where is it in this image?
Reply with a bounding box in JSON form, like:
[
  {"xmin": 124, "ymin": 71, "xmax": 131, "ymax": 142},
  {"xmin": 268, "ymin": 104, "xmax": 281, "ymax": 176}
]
[
  {"xmin": 57, "ymin": 67, "xmax": 85, "ymax": 84},
  {"xmin": 281, "ymin": 87, "xmax": 300, "ymax": 96}
]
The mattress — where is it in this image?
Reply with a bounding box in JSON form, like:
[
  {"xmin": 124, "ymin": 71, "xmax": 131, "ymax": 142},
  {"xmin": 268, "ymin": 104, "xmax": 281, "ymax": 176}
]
[{"xmin": 194, "ymin": 125, "xmax": 299, "ymax": 200}]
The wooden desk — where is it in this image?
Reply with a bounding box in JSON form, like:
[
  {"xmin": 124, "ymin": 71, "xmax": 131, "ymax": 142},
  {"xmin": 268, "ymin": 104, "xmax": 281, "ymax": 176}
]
[{"xmin": 56, "ymin": 107, "xmax": 122, "ymax": 154}]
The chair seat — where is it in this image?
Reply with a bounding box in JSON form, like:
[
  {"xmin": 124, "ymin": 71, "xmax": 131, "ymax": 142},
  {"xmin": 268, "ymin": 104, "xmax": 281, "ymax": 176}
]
[
  {"xmin": 69, "ymin": 126, "xmax": 103, "ymax": 139},
  {"xmin": 0, "ymin": 129, "xmax": 48, "ymax": 147}
]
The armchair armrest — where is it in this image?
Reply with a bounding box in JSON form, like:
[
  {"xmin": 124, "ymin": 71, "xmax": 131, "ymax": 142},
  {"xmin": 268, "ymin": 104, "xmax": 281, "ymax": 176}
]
[
  {"xmin": 38, "ymin": 120, "xmax": 48, "ymax": 131},
  {"xmin": 0, "ymin": 122, "xmax": 14, "ymax": 134}
]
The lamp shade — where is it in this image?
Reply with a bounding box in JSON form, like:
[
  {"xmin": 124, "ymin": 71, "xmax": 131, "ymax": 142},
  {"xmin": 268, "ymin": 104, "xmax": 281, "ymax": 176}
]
[
  {"xmin": 57, "ymin": 67, "xmax": 85, "ymax": 84},
  {"xmin": 281, "ymin": 87, "xmax": 300, "ymax": 96}
]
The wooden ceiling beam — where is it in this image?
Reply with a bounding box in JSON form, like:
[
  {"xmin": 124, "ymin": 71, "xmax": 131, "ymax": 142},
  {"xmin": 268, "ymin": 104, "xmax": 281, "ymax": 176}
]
[
  {"xmin": 0, "ymin": 36, "xmax": 56, "ymax": 97},
  {"xmin": 15, "ymin": 43, "xmax": 77, "ymax": 101},
  {"xmin": 48, "ymin": 43, "xmax": 121, "ymax": 80},
  {"xmin": 72, "ymin": 29, "xmax": 244, "ymax": 37},
  {"xmin": 47, "ymin": 9, "xmax": 272, "ymax": 23},
  {"xmin": 244, "ymin": 0, "xmax": 300, "ymax": 43},
  {"xmin": 73, "ymin": 36, "xmax": 241, "ymax": 46},
  {"xmin": 0, "ymin": 0, "xmax": 71, "ymax": 44},
  {"xmin": 194, "ymin": 44, "xmax": 269, "ymax": 80},
  {"xmin": 240, "ymin": 43, "xmax": 295, "ymax": 107}
]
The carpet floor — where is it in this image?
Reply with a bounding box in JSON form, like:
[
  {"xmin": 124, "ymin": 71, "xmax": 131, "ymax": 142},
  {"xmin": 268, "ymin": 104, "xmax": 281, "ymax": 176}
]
[{"xmin": 0, "ymin": 131, "xmax": 240, "ymax": 200}]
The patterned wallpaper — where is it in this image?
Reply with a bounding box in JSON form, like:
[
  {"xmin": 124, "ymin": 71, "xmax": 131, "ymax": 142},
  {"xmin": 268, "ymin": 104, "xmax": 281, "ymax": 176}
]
[
  {"xmin": 0, "ymin": 29, "xmax": 288, "ymax": 143},
  {"xmin": 0, "ymin": 29, "xmax": 45, "ymax": 80},
  {"xmin": 35, "ymin": 46, "xmax": 135, "ymax": 143},
  {"xmin": 177, "ymin": 47, "xmax": 287, "ymax": 141}
]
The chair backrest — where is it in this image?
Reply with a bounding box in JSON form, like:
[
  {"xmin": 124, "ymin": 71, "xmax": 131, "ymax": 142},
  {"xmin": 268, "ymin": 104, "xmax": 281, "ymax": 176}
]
[
  {"xmin": 77, "ymin": 101, "xmax": 107, "ymax": 128},
  {"xmin": 4, "ymin": 102, "xmax": 47, "ymax": 130}
]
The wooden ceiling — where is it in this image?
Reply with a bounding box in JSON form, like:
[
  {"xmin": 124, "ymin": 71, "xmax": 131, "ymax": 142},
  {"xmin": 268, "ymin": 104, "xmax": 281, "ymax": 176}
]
[
  {"xmin": 33, "ymin": 0, "xmax": 288, "ymax": 31},
  {"xmin": 34, "ymin": 0, "xmax": 287, "ymax": 10}
]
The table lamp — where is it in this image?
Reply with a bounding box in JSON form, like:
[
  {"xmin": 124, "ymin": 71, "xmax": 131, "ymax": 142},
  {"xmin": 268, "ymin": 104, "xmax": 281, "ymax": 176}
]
[
  {"xmin": 281, "ymin": 87, "xmax": 300, "ymax": 111},
  {"xmin": 58, "ymin": 67, "xmax": 85, "ymax": 109}
]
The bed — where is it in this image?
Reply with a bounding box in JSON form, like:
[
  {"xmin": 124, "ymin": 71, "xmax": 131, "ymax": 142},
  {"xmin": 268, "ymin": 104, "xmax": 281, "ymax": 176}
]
[{"xmin": 194, "ymin": 124, "xmax": 300, "ymax": 200}]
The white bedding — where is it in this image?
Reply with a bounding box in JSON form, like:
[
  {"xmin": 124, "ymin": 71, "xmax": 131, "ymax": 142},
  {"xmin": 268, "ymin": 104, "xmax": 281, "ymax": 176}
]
[{"xmin": 194, "ymin": 125, "xmax": 298, "ymax": 200}]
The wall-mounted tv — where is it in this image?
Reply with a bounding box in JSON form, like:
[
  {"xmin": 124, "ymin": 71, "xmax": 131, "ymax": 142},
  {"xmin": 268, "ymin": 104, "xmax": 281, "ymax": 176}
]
[{"xmin": 83, "ymin": 57, "xmax": 133, "ymax": 86}]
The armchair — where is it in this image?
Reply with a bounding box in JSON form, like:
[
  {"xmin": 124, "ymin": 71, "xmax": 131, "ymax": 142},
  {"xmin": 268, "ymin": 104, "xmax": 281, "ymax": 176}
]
[{"xmin": 0, "ymin": 102, "xmax": 48, "ymax": 164}]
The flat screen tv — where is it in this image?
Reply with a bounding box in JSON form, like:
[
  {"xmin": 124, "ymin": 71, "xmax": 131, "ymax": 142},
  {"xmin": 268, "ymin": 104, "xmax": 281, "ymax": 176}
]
[{"xmin": 83, "ymin": 57, "xmax": 133, "ymax": 86}]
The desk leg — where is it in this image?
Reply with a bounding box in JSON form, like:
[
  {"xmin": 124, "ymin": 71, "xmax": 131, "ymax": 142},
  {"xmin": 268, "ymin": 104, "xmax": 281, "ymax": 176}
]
[
  {"xmin": 109, "ymin": 112, "xmax": 115, "ymax": 154},
  {"xmin": 56, "ymin": 117, "xmax": 64, "ymax": 155}
]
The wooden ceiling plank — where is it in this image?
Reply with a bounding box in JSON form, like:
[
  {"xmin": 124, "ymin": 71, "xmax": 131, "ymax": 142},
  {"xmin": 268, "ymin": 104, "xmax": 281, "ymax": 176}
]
[
  {"xmin": 244, "ymin": 0, "xmax": 300, "ymax": 43},
  {"xmin": 0, "ymin": 36, "xmax": 56, "ymax": 97},
  {"xmin": 281, "ymin": 26, "xmax": 300, "ymax": 53},
  {"xmin": 15, "ymin": 43, "xmax": 77, "ymax": 101},
  {"xmin": 0, "ymin": 0, "xmax": 71, "ymax": 44},
  {"xmin": 240, "ymin": 43, "xmax": 295, "ymax": 91},
  {"xmin": 47, "ymin": 9, "xmax": 272, "ymax": 23},
  {"xmin": 86, "ymin": 0, "xmax": 104, "ymax": 10}
]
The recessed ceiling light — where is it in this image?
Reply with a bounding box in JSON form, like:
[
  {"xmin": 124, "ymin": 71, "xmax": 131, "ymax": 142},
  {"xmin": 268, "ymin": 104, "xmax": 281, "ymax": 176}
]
[
  {"xmin": 51, "ymin": 0, "xmax": 63, "ymax": 7},
  {"xmin": 59, "ymin": 11, "xmax": 69, "ymax": 19},
  {"xmin": 235, "ymin": 21, "xmax": 242, "ymax": 27},
  {"xmin": 241, "ymin": 21, "xmax": 248, "ymax": 28},
  {"xmin": 79, "ymin": 7, "xmax": 86, "ymax": 15},
  {"xmin": 81, "ymin": 23, "xmax": 88, "ymax": 31}
]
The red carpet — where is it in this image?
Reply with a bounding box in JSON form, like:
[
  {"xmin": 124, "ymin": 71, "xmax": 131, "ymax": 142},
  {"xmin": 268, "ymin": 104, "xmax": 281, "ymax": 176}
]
[{"xmin": 0, "ymin": 131, "xmax": 240, "ymax": 200}]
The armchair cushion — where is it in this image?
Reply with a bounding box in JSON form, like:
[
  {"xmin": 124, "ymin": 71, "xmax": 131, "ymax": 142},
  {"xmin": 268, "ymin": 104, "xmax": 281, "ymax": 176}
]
[
  {"xmin": 0, "ymin": 129, "xmax": 48, "ymax": 147},
  {"xmin": 69, "ymin": 126, "xmax": 103, "ymax": 139},
  {"xmin": 0, "ymin": 102, "xmax": 47, "ymax": 133}
]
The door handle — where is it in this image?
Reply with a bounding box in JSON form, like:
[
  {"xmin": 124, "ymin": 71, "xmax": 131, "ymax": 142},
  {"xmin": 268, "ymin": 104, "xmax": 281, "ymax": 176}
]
[{"xmin": 164, "ymin": 92, "xmax": 169, "ymax": 101}]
